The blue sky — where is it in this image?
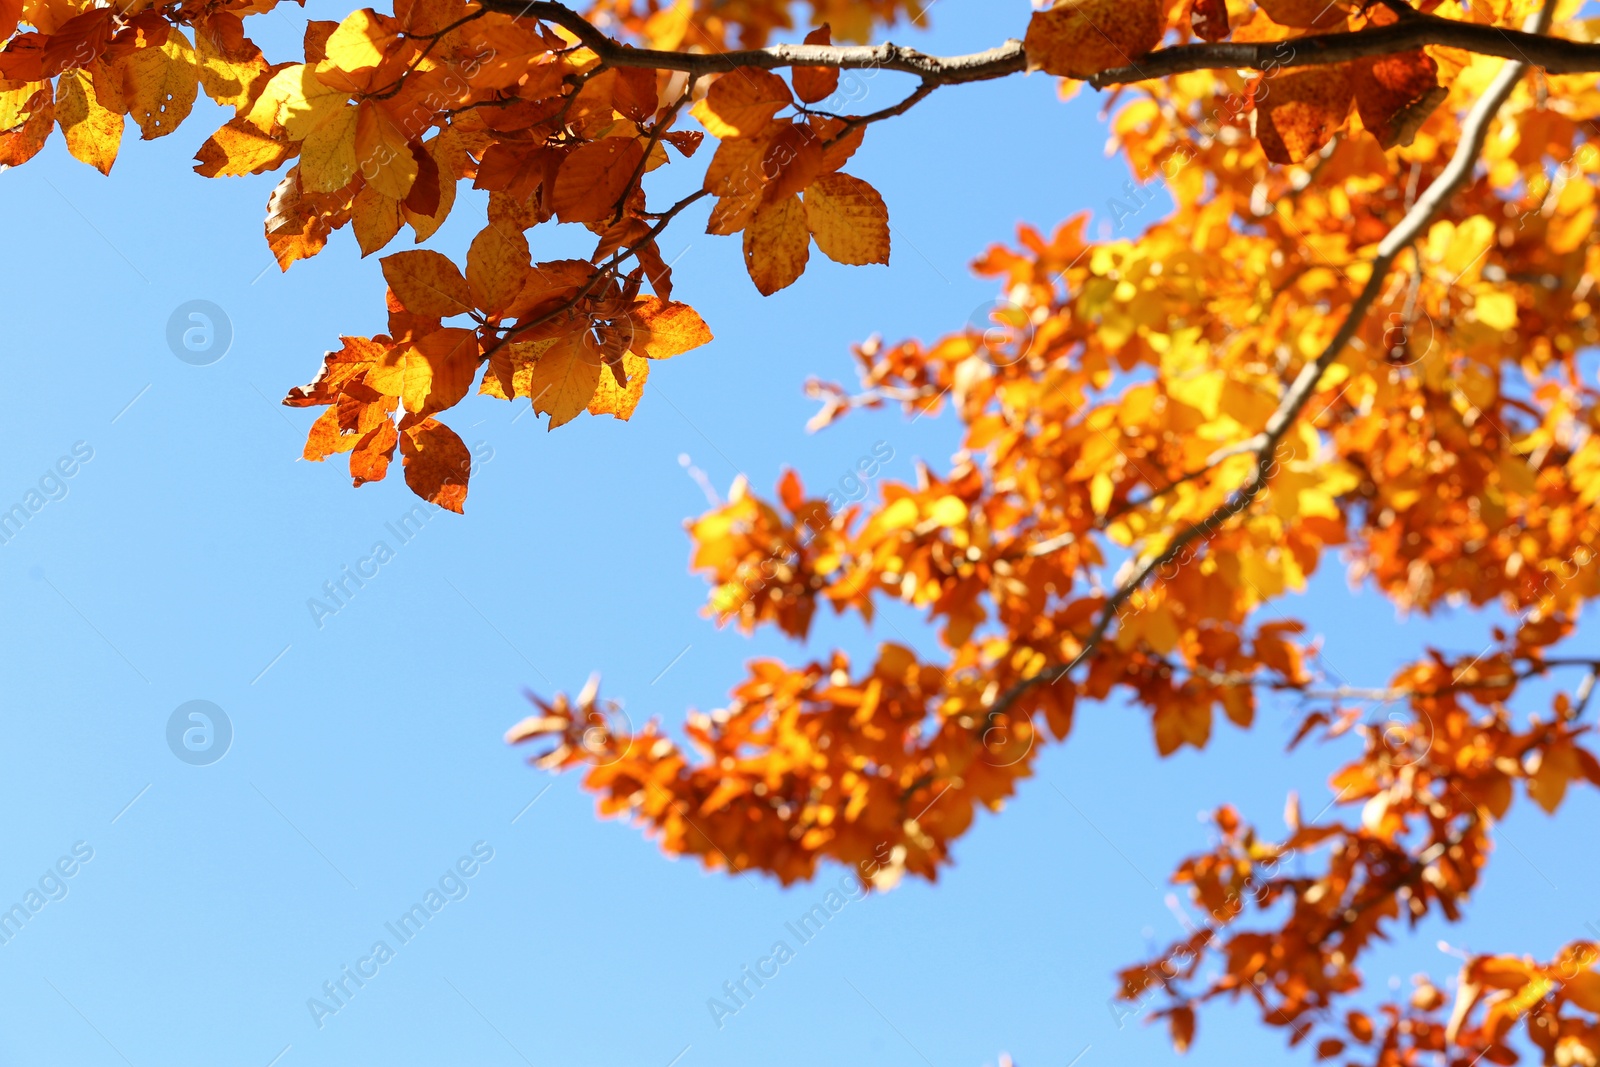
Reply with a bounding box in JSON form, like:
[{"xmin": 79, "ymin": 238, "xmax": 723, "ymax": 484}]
[{"xmin": 0, "ymin": 2, "xmax": 1596, "ymax": 1065}]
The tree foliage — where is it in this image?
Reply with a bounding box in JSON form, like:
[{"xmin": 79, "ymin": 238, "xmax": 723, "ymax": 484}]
[{"xmin": 12, "ymin": 0, "xmax": 1600, "ymax": 1059}]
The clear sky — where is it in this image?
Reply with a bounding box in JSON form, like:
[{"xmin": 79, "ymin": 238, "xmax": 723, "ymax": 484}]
[{"xmin": 1, "ymin": 3, "xmax": 1596, "ymax": 1066}]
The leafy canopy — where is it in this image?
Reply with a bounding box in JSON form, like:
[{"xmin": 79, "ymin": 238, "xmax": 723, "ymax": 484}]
[{"xmin": 12, "ymin": 0, "xmax": 1600, "ymax": 1060}]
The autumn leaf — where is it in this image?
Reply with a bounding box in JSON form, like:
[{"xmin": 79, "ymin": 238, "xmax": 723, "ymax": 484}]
[
  {"xmin": 803, "ymin": 172, "xmax": 890, "ymax": 266},
  {"xmin": 264, "ymin": 167, "xmax": 338, "ymax": 270},
  {"xmin": 355, "ymin": 101, "xmax": 419, "ymax": 200},
  {"xmin": 121, "ymin": 28, "xmax": 199, "ymax": 139},
  {"xmin": 0, "ymin": 86, "xmax": 53, "ymax": 167},
  {"xmin": 1255, "ymin": 0, "xmax": 1349, "ymax": 29},
  {"xmin": 744, "ymin": 193, "xmax": 810, "ymax": 294},
  {"xmin": 1024, "ymin": 0, "xmax": 1166, "ymax": 79},
  {"xmin": 194, "ymin": 13, "xmax": 269, "ymax": 110},
  {"xmin": 381, "ymin": 249, "xmax": 473, "ymax": 318},
  {"xmin": 350, "ymin": 417, "xmax": 398, "ymax": 485},
  {"xmin": 403, "ymin": 135, "xmax": 455, "ymax": 241},
  {"xmin": 793, "ymin": 25, "xmax": 840, "ymax": 104},
  {"xmin": 552, "ymin": 136, "xmax": 646, "ymax": 224},
  {"xmin": 1251, "ymin": 65, "xmax": 1353, "ymax": 164},
  {"xmin": 690, "ymin": 69, "xmax": 792, "ymax": 139},
  {"xmin": 524, "ymin": 337, "xmax": 604, "ymax": 429},
  {"xmin": 1188, "ymin": 0, "xmax": 1230, "ymax": 41},
  {"xmin": 399, "ymin": 415, "xmax": 471, "ymax": 512},
  {"xmin": 626, "ymin": 297, "xmax": 714, "ymax": 359},
  {"xmin": 761, "ymin": 122, "xmax": 825, "ymax": 200},
  {"xmin": 1352, "ymin": 50, "xmax": 1446, "ymax": 150},
  {"xmin": 1529, "ymin": 741, "xmax": 1580, "ymax": 814},
  {"xmin": 299, "ymin": 101, "xmax": 359, "ymax": 192},
  {"xmin": 323, "ymin": 9, "xmax": 393, "ymax": 72},
  {"xmin": 366, "ymin": 326, "xmax": 478, "ymax": 414},
  {"xmin": 466, "ymin": 224, "xmax": 530, "ymax": 317},
  {"xmin": 1170, "ymin": 1006, "xmax": 1196, "ymax": 1053},
  {"xmin": 55, "ymin": 68, "xmax": 121, "ymax": 174},
  {"xmin": 704, "ymin": 129, "xmax": 779, "ymax": 235},
  {"xmin": 194, "ymin": 117, "xmax": 294, "ymax": 177},
  {"xmin": 587, "ymin": 351, "xmax": 650, "ymax": 420},
  {"xmin": 351, "ymin": 183, "xmax": 403, "ymax": 255}
]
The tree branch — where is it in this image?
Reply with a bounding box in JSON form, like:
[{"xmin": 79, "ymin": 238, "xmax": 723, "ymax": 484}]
[
  {"xmin": 1090, "ymin": 11, "xmax": 1590, "ymax": 87},
  {"xmin": 483, "ymin": 1, "xmax": 1029, "ymax": 81},
  {"xmin": 985, "ymin": 0, "xmax": 1556, "ymax": 721},
  {"xmin": 479, "ymin": 1, "xmax": 1600, "ymax": 93}
]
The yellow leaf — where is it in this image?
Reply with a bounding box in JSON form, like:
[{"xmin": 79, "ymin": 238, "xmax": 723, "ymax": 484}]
[
  {"xmin": 587, "ymin": 352, "xmax": 650, "ymax": 420},
  {"xmin": 122, "ymin": 29, "xmax": 199, "ymax": 139},
  {"xmin": 1168, "ymin": 368, "xmax": 1224, "ymax": 420},
  {"xmin": 0, "ymin": 81, "xmax": 45, "ymax": 129},
  {"xmin": 263, "ymin": 64, "xmax": 345, "ymax": 141},
  {"xmin": 194, "ymin": 13, "xmax": 268, "ymax": 110},
  {"xmin": 802, "ymin": 172, "xmax": 890, "ymax": 266},
  {"xmin": 55, "ymin": 69, "xmax": 121, "ymax": 175},
  {"xmin": 1090, "ymin": 472, "xmax": 1114, "ymax": 516},
  {"xmin": 1474, "ymin": 290, "xmax": 1518, "ymax": 331},
  {"xmin": 878, "ymin": 497, "xmax": 920, "ymax": 532},
  {"xmin": 324, "ymin": 9, "xmax": 391, "ymax": 71},
  {"xmin": 927, "ymin": 495, "xmax": 968, "ymax": 527},
  {"xmin": 355, "ymin": 100, "xmax": 418, "ymax": 200},
  {"xmin": 300, "ymin": 100, "xmax": 359, "ymax": 192},
  {"xmin": 1430, "ymin": 215, "xmax": 1494, "ymax": 281}
]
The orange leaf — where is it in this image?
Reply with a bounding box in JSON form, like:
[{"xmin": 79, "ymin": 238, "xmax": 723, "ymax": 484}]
[
  {"xmin": 551, "ymin": 136, "xmax": 645, "ymax": 224},
  {"xmin": 351, "ymin": 183, "xmax": 403, "ymax": 256},
  {"xmin": 761, "ymin": 122, "xmax": 825, "ymax": 201},
  {"xmin": 1251, "ymin": 65, "xmax": 1353, "ymax": 164},
  {"xmin": 407, "ymin": 327, "xmax": 479, "ymax": 415},
  {"xmin": 525, "ymin": 336, "xmax": 603, "ymax": 429},
  {"xmin": 803, "ymin": 172, "xmax": 889, "ymax": 266},
  {"xmin": 354, "ymin": 100, "xmax": 419, "ymax": 200},
  {"xmin": 466, "ymin": 223, "xmax": 530, "ymax": 317},
  {"xmin": 1353, "ymin": 50, "xmax": 1446, "ymax": 150},
  {"xmin": 302, "ymin": 407, "xmax": 354, "ymax": 461},
  {"xmin": 1529, "ymin": 740, "xmax": 1580, "ymax": 814},
  {"xmin": 627, "ymin": 297, "xmax": 714, "ymax": 359},
  {"xmin": 1256, "ymin": 0, "xmax": 1348, "ymax": 27},
  {"xmin": 690, "ymin": 70, "xmax": 792, "ymax": 139},
  {"xmin": 381, "ymin": 249, "xmax": 473, "ymax": 318},
  {"xmin": 792, "ymin": 25, "xmax": 840, "ymax": 105},
  {"xmin": 1169, "ymin": 1005, "xmax": 1196, "ymax": 1053},
  {"xmin": 703, "ymin": 129, "xmax": 778, "ymax": 235},
  {"xmin": 399, "ymin": 415, "xmax": 471, "ymax": 512},
  {"xmin": 743, "ymin": 193, "xmax": 810, "ymax": 295},
  {"xmin": 350, "ymin": 418, "xmax": 398, "ymax": 485},
  {"xmin": 1024, "ymin": 0, "xmax": 1166, "ymax": 79},
  {"xmin": 194, "ymin": 117, "xmax": 292, "ymax": 177}
]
